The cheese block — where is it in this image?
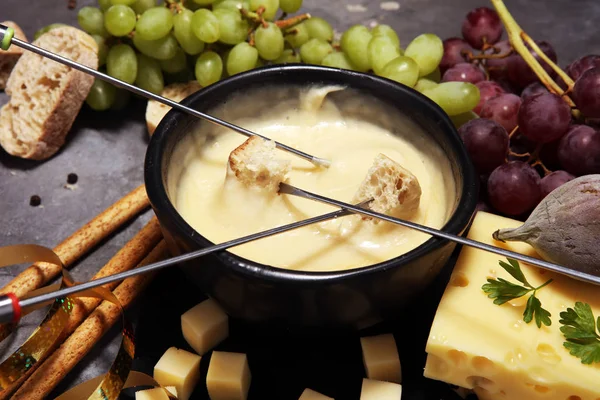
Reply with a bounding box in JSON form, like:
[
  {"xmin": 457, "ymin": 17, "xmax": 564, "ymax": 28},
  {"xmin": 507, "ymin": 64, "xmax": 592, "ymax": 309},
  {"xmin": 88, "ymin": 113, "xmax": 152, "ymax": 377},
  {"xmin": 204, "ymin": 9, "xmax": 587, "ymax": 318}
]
[
  {"xmin": 359, "ymin": 379, "xmax": 402, "ymax": 399},
  {"xmin": 298, "ymin": 388, "xmax": 333, "ymax": 400},
  {"xmin": 135, "ymin": 388, "xmax": 170, "ymax": 400},
  {"xmin": 424, "ymin": 211, "xmax": 600, "ymax": 400},
  {"xmin": 154, "ymin": 347, "xmax": 201, "ymax": 400},
  {"xmin": 181, "ymin": 298, "xmax": 229, "ymax": 355},
  {"xmin": 165, "ymin": 386, "xmax": 177, "ymax": 398},
  {"xmin": 206, "ymin": 351, "xmax": 251, "ymax": 400},
  {"xmin": 360, "ymin": 333, "xmax": 402, "ymax": 383}
]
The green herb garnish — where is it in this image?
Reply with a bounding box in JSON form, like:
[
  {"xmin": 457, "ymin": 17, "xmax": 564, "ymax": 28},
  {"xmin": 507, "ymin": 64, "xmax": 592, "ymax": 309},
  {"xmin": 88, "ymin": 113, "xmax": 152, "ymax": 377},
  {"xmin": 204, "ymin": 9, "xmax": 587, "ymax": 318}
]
[
  {"xmin": 482, "ymin": 258, "xmax": 553, "ymax": 328},
  {"xmin": 559, "ymin": 302, "xmax": 600, "ymax": 365}
]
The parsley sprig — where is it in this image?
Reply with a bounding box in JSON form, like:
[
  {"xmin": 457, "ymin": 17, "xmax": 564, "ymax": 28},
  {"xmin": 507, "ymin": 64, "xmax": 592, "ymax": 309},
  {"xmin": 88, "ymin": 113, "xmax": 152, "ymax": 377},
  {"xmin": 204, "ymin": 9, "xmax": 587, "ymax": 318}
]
[
  {"xmin": 482, "ymin": 258, "xmax": 553, "ymax": 328},
  {"xmin": 559, "ymin": 302, "xmax": 600, "ymax": 365}
]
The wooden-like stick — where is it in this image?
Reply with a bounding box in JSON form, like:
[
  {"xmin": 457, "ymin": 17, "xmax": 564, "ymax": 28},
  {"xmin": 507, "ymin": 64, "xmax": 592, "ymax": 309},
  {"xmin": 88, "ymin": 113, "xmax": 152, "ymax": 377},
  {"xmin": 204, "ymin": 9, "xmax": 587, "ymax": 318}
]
[{"xmin": 11, "ymin": 241, "xmax": 169, "ymax": 400}]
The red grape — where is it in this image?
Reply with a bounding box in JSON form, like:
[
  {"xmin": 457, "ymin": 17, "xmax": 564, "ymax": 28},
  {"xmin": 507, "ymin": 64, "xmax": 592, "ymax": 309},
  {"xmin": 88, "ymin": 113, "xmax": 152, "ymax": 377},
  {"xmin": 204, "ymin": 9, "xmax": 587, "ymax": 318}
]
[
  {"xmin": 572, "ymin": 67, "xmax": 600, "ymax": 118},
  {"xmin": 461, "ymin": 7, "xmax": 502, "ymax": 49},
  {"xmin": 517, "ymin": 93, "xmax": 571, "ymax": 143},
  {"xmin": 487, "ymin": 161, "xmax": 541, "ymax": 216},
  {"xmin": 566, "ymin": 54, "xmax": 600, "ymax": 81},
  {"xmin": 507, "ymin": 41, "xmax": 557, "ymax": 88},
  {"xmin": 458, "ymin": 119, "xmax": 509, "ymax": 173},
  {"xmin": 442, "ymin": 62, "xmax": 486, "ymax": 84},
  {"xmin": 485, "ymin": 40, "xmax": 512, "ymax": 81},
  {"xmin": 480, "ymin": 93, "xmax": 521, "ymax": 133},
  {"xmin": 440, "ymin": 38, "xmax": 473, "ymax": 73},
  {"xmin": 540, "ymin": 170, "xmax": 576, "ymax": 198},
  {"xmin": 474, "ymin": 80, "xmax": 505, "ymax": 114},
  {"xmin": 520, "ymin": 82, "xmax": 548, "ymax": 101},
  {"xmin": 558, "ymin": 124, "xmax": 600, "ymax": 175},
  {"xmin": 539, "ymin": 139, "xmax": 561, "ymax": 170}
]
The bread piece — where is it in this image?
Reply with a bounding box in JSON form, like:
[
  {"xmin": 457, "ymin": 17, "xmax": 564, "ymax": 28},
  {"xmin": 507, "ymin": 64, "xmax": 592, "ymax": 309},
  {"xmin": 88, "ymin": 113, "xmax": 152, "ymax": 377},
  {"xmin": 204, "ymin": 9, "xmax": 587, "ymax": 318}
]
[
  {"xmin": 0, "ymin": 21, "xmax": 27, "ymax": 90},
  {"xmin": 145, "ymin": 81, "xmax": 202, "ymax": 135},
  {"xmin": 0, "ymin": 26, "xmax": 98, "ymax": 160},
  {"xmin": 228, "ymin": 136, "xmax": 291, "ymax": 193},
  {"xmin": 352, "ymin": 153, "xmax": 422, "ymax": 222}
]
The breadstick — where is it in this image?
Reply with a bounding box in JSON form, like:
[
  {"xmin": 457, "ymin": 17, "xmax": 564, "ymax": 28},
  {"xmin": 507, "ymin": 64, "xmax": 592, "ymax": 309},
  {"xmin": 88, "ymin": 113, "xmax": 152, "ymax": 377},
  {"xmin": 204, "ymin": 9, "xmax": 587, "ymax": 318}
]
[{"xmin": 11, "ymin": 241, "xmax": 170, "ymax": 400}]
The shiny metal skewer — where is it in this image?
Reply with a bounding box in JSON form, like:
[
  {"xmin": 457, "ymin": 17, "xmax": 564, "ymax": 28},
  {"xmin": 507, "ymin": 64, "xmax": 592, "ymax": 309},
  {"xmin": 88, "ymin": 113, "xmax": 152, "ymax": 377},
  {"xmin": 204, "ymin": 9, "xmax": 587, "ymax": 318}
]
[
  {"xmin": 279, "ymin": 183, "xmax": 600, "ymax": 286},
  {"xmin": 0, "ymin": 25, "xmax": 331, "ymax": 168}
]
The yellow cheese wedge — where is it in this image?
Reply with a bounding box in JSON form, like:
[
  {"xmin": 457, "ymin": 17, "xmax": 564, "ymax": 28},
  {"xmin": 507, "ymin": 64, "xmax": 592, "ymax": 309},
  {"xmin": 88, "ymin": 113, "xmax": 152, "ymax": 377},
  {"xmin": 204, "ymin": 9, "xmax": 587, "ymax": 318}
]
[
  {"xmin": 181, "ymin": 298, "xmax": 229, "ymax": 355},
  {"xmin": 135, "ymin": 388, "xmax": 170, "ymax": 400},
  {"xmin": 424, "ymin": 211, "xmax": 600, "ymax": 400},
  {"xmin": 206, "ymin": 351, "xmax": 251, "ymax": 400},
  {"xmin": 360, "ymin": 333, "xmax": 402, "ymax": 383},
  {"xmin": 298, "ymin": 388, "xmax": 334, "ymax": 400},
  {"xmin": 154, "ymin": 347, "xmax": 201, "ymax": 400},
  {"xmin": 359, "ymin": 378, "xmax": 402, "ymax": 399}
]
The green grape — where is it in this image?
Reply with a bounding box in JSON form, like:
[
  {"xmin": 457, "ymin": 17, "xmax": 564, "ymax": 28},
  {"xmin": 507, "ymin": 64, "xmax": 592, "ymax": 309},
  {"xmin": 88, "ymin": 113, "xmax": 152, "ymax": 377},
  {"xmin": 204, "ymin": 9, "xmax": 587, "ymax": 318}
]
[
  {"xmin": 194, "ymin": 0, "xmax": 215, "ymax": 4},
  {"xmin": 173, "ymin": 9, "xmax": 205, "ymax": 55},
  {"xmin": 104, "ymin": 5, "xmax": 136, "ymax": 37},
  {"xmin": 195, "ymin": 51, "xmax": 223, "ymax": 86},
  {"xmin": 371, "ymin": 24, "xmax": 400, "ymax": 49},
  {"xmin": 78, "ymin": 7, "xmax": 109, "ymax": 37},
  {"xmin": 284, "ymin": 22, "xmax": 309, "ymax": 48},
  {"xmin": 192, "ymin": 9, "xmax": 220, "ymax": 43},
  {"xmin": 86, "ymin": 78, "xmax": 117, "ymax": 111},
  {"xmin": 136, "ymin": 53, "xmax": 164, "ymax": 94},
  {"xmin": 404, "ymin": 33, "xmax": 443, "ymax": 77},
  {"xmin": 111, "ymin": 89, "xmax": 131, "ymax": 110},
  {"xmin": 249, "ymin": 0, "xmax": 279, "ymax": 21},
  {"xmin": 255, "ymin": 58, "xmax": 265, "ymax": 68},
  {"xmin": 34, "ymin": 23, "xmax": 67, "ymax": 40},
  {"xmin": 423, "ymin": 67, "xmax": 441, "ymax": 83},
  {"xmin": 133, "ymin": 34, "xmax": 179, "ymax": 60},
  {"xmin": 132, "ymin": 0, "xmax": 156, "ymax": 15},
  {"xmin": 321, "ymin": 51, "xmax": 355, "ymax": 70},
  {"xmin": 299, "ymin": 38, "xmax": 333, "ymax": 65},
  {"xmin": 99, "ymin": 0, "xmax": 112, "ymax": 11},
  {"xmin": 213, "ymin": 9, "xmax": 249, "ymax": 45},
  {"xmin": 226, "ymin": 42, "xmax": 258, "ymax": 75},
  {"xmin": 136, "ymin": 7, "xmax": 173, "ymax": 40},
  {"xmin": 368, "ymin": 36, "xmax": 400, "ymax": 75},
  {"xmin": 414, "ymin": 78, "xmax": 437, "ymax": 93},
  {"xmin": 110, "ymin": 0, "xmax": 137, "ymax": 5},
  {"xmin": 160, "ymin": 48, "xmax": 187, "ymax": 73},
  {"xmin": 450, "ymin": 111, "xmax": 479, "ymax": 129},
  {"xmin": 422, "ymin": 82, "xmax": 480, "ymax": 116},
  {"xmin": 255, "ymin": 23, "xmax": 284, "ymax": 61},
  {"xmin": 91, "ymin": 35, "xmax": 109, "ymax": 66},
  {"xmin": 380, "ymin": 56, "xmax": 419, "ymax": 87},
  {"xmin": 340, "ymin": 25, "xmax": 372, "ymax": 72},
  {"xmin": 213, "ymin": 0, "xmax": 249, "ymax": 10},
  {"xmin": 279, "ymin": 0, "xmax": 302, "ymax": 13},
  {"xmin": 304, "ymin": 17, "xmax": 333, "ymax": 42},
  {"xmin": 221, "ymin": 48, "xmax": 231, "ymax": 79},
  {"xmin": 106, "ymin": 44, "xmax": 138, "ymax": 84},
  {"xmin": 273, "ymin": 48, "xmax": 301, "ymax": 64}
]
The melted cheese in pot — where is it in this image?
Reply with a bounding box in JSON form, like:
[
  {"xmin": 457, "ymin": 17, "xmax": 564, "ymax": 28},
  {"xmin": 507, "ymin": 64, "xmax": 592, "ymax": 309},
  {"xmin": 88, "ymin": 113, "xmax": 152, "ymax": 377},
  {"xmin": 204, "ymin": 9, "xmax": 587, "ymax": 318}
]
[{"xmin": 170, "ymin": 87, "xmax": 455, "ymax": 272}]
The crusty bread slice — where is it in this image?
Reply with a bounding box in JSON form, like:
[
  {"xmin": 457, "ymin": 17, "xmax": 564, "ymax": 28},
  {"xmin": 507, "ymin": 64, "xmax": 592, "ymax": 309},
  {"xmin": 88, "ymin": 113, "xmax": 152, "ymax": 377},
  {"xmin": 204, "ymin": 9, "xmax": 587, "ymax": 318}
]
[
  {"xmin": 0, "ymin": 26, "xmax": 98, "ymax": 160},
  {"xmin": 145, "ymin": 81, "xmax": 202, "ymax": 136},
  {"xmin": 0, "ymin": 21, "xmax": 27, "ymax": 90},
  {"xmin": 228, "ymin": 136, "xmax": 291, "ymax": 193},
  {"xmin": 352, "ymin": 153, "xmax": 422, "ymax": 222}
]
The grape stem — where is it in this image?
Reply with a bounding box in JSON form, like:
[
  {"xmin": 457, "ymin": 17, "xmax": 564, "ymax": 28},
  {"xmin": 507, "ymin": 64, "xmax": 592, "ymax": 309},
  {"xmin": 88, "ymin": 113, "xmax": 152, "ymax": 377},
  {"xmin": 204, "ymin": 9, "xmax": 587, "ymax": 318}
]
[
  {"xmin": 468, "ymin": 50, "xmax": 512, "ymax": 60},
  {"xmin": 275, "ymin": 13, "xmax": 311, "ymax": 30}
]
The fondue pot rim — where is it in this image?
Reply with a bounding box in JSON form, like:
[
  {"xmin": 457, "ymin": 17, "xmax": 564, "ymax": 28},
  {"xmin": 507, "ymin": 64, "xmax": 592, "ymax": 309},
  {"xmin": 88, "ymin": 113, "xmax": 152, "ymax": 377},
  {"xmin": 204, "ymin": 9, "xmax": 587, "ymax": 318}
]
[{"xmin": 145, "ymin": 64, "xmax": 479, "ymax": 282}]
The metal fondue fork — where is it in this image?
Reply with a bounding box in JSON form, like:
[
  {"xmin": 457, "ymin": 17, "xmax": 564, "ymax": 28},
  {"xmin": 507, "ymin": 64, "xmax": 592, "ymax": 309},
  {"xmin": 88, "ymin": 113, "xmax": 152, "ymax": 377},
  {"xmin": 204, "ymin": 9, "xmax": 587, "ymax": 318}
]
[{"xmin": 0, "ymin": 24, "xmax": 331, "ymax": 168}]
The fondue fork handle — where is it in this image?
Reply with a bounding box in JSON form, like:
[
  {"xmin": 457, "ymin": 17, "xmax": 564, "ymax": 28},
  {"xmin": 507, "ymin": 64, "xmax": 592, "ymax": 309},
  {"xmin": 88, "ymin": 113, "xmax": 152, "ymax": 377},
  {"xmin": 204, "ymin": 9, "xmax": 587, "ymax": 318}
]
[
  {"xmin": 278, "ymin": 183, "xmax": 600, "ymax": 286},
  {"xmin": 0, "ymin": 201, "xmax": 370, "ymax": 324},
  {"xmin": 0, "ymin": 25, "xmax": 331, "ymax": 169}
]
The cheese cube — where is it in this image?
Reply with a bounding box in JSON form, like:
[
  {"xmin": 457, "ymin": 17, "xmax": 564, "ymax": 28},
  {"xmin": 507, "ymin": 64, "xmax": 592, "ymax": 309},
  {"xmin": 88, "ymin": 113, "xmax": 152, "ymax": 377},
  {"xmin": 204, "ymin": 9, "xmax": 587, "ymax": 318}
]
[
  {"xmin": 206, "ymin": 351, "xmax": 251, "ymax": 400},
  {"xmin": 135, "ymin": 388, "xmax": 170, "ymax": 400},
  {"xmin": 165, "ymin": 386, "xmax": 177, "ymax": 398},
  {"xmin": 154, "ymin": 347, "xmax": 201, "ymax": 400},
  {"xmin": 298, "ymin": 388, "xmax": 333, "ymax": 400},
  {"xmin": 360, "ymin": 333, "xmax": 402, "ymax": 383},
  {"xmin": 360, "ymin": 379, "xmax": 402, "ymax": 399},
  {"xmin": 424, "ymin": 211, "xmax": 600, "ymax": 400},
  {"xmin": 181, "ymin": 298, "xmax": 229, "ymax": 355}
]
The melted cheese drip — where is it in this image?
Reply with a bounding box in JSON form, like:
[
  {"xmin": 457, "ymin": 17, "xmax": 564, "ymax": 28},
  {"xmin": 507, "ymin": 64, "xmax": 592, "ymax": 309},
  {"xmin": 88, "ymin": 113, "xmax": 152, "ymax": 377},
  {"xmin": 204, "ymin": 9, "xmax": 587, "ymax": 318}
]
[{"xmin": 171, "ymin": 87, "xmax": 455, "ymax": 272}]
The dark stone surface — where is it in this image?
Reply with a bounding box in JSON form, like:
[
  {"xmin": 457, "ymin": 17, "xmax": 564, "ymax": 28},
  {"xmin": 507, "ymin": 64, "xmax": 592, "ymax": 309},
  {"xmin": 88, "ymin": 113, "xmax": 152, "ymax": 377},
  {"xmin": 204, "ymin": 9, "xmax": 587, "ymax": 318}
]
[{"xmin": 0, "ymin": 0, "xmax": 598, "ymax": 398}]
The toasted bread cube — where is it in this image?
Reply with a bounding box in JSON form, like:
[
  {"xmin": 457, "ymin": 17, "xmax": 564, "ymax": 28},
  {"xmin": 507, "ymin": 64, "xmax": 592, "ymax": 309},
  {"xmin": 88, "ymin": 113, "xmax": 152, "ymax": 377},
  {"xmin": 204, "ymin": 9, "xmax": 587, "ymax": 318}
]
[
  {"xmin": 135, "ymin": 388, "xmax": 170, "ymax": 400},
  {"xmin": 181, "ymin": 298, "xmax": 229, "ymax": 356},
  {"xmin": 154, "ymin": 347, "xmax": 201, "ymax": 400},
  {"xmin": 206, "ymin": 351, "xmax": 251, "ymax": 400},
  {"xmin": 360, "ymin": 333, "xmax": 402, "ymax": 383},
  {"xmin": 352, "ymin": 154, "xmax": 421, "ymax": 222},
  {"xmin": 228, "ymin": 136, "xmax": 291, "ymax": 192},
  {"xmin": 360, "ymin": 379, "xmax": 403, "ymax": 399},
  {"xmin": 298, "ymin": 388, "xmax": 334, "ymax": 399}
]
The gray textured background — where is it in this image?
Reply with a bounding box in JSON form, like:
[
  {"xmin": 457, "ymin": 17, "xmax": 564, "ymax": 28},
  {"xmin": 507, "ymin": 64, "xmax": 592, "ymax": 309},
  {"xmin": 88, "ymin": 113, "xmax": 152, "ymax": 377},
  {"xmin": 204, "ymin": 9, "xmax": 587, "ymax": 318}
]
[{"xmin": 0, "ymin": 0, "xmax": 599, "ymax": 397}]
